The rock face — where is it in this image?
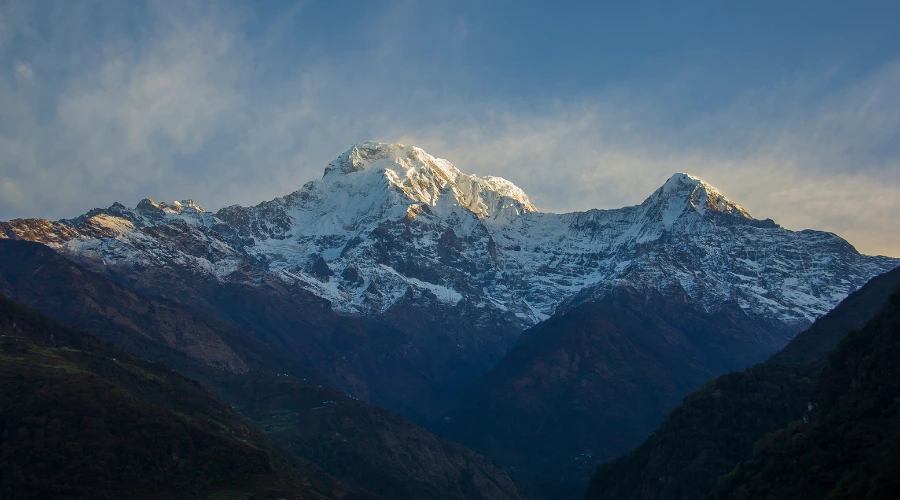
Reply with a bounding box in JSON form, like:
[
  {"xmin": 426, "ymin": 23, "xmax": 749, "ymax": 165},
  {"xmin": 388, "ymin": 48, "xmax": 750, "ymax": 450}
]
[{"xmin": 1, "ymin": 142, "xmax": 897, "ymax": 419}]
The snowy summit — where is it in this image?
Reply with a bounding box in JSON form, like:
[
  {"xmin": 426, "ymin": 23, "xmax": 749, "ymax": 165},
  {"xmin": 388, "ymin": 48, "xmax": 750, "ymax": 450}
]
[{"xmin": 1, "ymin": 142, "xmax": 897, "ymax": 349}]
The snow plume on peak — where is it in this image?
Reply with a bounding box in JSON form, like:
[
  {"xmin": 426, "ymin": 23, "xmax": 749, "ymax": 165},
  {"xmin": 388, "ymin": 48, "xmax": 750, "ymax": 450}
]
[{"xmin": 644, "ymin": 173, "xmax": 752, "ymax": 227}]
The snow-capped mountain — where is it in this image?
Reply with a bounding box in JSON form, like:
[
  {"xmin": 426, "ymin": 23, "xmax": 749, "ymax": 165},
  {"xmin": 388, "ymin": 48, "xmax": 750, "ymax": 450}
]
[{"xmin": 2, "ymin": 141, "xmax": 897, "ymax": 366}]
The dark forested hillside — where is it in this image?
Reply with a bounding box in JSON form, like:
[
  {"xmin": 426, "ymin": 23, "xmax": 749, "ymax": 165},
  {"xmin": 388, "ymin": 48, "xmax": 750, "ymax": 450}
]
[
  {"xmin": 442, "ymin": 286, "xmax": 794, "ymax": 500},
  {"xmin": 0, "ymin": 239, "xmax": 523, "ymax": 500},
  {"xmin": 768, "ymin": 266, "xmax": 900, "ymax": 366},
  {"xmin": 584, "ymin": 266, "xmax": 900, "ymax": 500},
  {"xmin": 0, "ymin": 295, "xmax": 377, "ymax": 500},
  {"xmin": 0, "ymin": 238, "xmax": 474, "ymax": 424},
  {"xmin": 584, "ymin": 363, "xmax": 818, "ymax": 500},
  {"xmin": 0, "ymin": 239, "xmax": 311, "ymax": 377},
  {"xmin": 212, "ymin": 373, "xmax": 523, "ymax": 500},
  {"xmin": 713, "ymin": 283, "xmax": 900, "ymax": 499}
]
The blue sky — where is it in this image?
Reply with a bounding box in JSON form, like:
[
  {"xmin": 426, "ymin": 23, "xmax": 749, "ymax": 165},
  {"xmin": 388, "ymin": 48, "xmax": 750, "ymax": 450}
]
[{"xmin": 1, "ymin": 0, "xmax": 898, "ymax": 255}]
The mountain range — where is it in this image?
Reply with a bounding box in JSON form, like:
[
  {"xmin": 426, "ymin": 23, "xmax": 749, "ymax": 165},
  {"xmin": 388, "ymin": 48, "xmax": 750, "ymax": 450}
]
[
  {"xmin": 1, "ymin": 142, "xmax": 898, "ymax": 499},
  {"xmin": 2, "ymin": 142, "xmax": 896, "ymax": 423}
]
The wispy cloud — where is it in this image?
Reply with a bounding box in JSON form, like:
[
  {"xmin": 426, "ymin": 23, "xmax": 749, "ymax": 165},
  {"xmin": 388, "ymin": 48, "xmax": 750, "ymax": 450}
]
[
  {"xmin": 13, "ymin": 60, "xmax": 32, "ymax": 82},
  {"xmin": 0, "ymin": 0, "xmax": 897, "ymax": 257}
]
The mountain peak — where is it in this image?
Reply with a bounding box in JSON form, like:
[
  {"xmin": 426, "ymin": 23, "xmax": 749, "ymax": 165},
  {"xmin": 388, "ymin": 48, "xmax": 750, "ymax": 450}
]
[
  {"xmin": 324, "ymin": 142, "xmax": 407, "ymax": 177},
  {"xmin": 323, "ymin": 142, "xmax": 457, "ymax": 179},
  {"xmin": 662, "ymin": 172, "xmax": 705, "ymax": 188},
  {"xmin": 646, "ymin": 173, "xmax": 752, "ymax": 225},
  {"xmin": 319, "ymin": 142, "xmax": 537, "ymax": 217},
  {"xmin": 136, "ymin": 198, "xmax": 205, "ymax": 215}
]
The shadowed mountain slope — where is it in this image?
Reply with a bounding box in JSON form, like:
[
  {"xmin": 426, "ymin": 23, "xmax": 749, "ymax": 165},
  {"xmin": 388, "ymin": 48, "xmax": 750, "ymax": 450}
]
[
  {"xmin": 3, "ymin": 143, "xmax": 896, "ymax": 422},
  {"xmin": 713, "ymin": 278, "xmax": 900, "ymax": 499},
  {"xmin": 0, "ymin": 295, "xmax": 378, "ymax": 500},
  {"xmin": 0, "ymin": 238, "xmax": 522, "ymax": 500},
  {"xmin": 443, "ymin": 286, "xmax": 797, "ymax": 500},
  {"xmin": 0, "ymin": 239, "xmax": 311, "ymax": 376},
  {"xmin": 584, "ymin": 265, "xmax": 900, "ymax": 500}
]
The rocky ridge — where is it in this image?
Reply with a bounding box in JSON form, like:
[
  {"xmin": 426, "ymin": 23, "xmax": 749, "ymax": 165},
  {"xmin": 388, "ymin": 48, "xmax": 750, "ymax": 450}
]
[{"xmin": 1, "ymin": 142, "xmax": 896, "ymax": 401}]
